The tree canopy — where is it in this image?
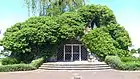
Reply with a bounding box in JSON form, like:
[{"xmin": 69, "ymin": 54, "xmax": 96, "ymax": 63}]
[
  {"xmin": 1, "ymin": 4, "xmax": 132, "ymax": 62},
  {"xmin": 25, "ymin": 0, "xmax": 86, "ymax": 16},
  {"xmin": 78, "ymin": 5, "xmax": 117, "ymax": 27},
  {"xmin": 81, "ymin": 24, "xmax": 131, "ymax": 60},
  {"xmin": 2, "ymin": 16, "xmax": 84, "ymax": 62},
  {"xmin": 81, "ymin": 27, "xmax": 117, "ymax": 60}
]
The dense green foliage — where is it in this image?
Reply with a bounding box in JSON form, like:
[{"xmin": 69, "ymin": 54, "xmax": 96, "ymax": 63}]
[
  {"xmin": 1, "ymin": 57, "xmax": 20, "ymax": 65},
  {"xmin": 0, "ymin": 59, "xmax": 2, "ymax": 65},
  {"xmin": 105, "ymin": 56, "xmax": 121, "ymax": 69},
  {"xmin": 82, "ymin": 24, "xmax": 131, "ymax": 60},
  {"xmin": 2, "ymin": 16, "xmax": 84, "ymax": 62},
  {"xmin": 82, "ymin": 27, "xmax": 117, "ymax": 60},
  {"xmin": 0, "ymin": 64, "xmax": 35, "ymax": 72},
  {"xmin": 31, "ymin": 57, "xmax": 45, "ymax": 68},
  {"xmin": 25, "ymin": 0, "xmax": 86, "ymax": 16},
  {"xmin": 120, "ymin": 57, "xmax": 140, "ymax": 62},
  {"xmin": 0, "ymin": 57, "xmax": 45, "ymax": 72},
  {"xmin": 78, "ymin": 5, "xmax": 117, "ymax": 27},
  {"xmin": 119, "ymin": 62, "xmax": 140, "ymax": 70},
  {"xmin": 1, "ymin": 4, "xmax": 132, "ymax": 62},
  {"xmin": 115, "ymin": 49, "xmax": 131, "ymax": 57},
  {"xmin": 106, "ymin": 24, "xmax": 131, "ymax": 50},
  {"xmin": 105, "ymin": 56, "xmax": 140, "ymax": 70},
  {"xmin": 56, "ymin": 12, "xmax": 85, "ymax": 27}
]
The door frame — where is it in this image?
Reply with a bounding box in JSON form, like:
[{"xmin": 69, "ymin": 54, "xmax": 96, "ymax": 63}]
[{"xmin": 63, "ymin": 44, "xmax": 81, "ymax": 61}]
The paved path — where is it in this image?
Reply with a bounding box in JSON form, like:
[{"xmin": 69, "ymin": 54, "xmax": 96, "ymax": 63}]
[{"xmin": 0, "ymin": 69, "xmax": 140, "ymax": 79}]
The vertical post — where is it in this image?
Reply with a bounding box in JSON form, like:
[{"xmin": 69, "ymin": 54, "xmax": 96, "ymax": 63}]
[
  {"xmin": 79, "ymin": 45, "xmax": 81, "ymax": 61},
  {"xmin": 71, "ymin": 44, "xmax": 73, "ymax": 61},
  {"xmin": 63, "ymin": 45, "xmax": 65, "ymax": 61}
]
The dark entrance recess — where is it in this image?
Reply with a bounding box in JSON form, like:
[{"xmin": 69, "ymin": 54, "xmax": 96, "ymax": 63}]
[{"xmin": 57, "ymin": 40, "xmax": 88, "ymax": 61}]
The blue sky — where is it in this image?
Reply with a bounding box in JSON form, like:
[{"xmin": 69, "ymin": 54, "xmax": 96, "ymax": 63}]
[{"xmin": 0, "ymin": 0, "xmax": 140, "ymax": 48}]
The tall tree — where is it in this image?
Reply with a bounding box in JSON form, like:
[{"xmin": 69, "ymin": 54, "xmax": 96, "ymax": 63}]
[{"xmin": 24, "ymin": 0, "xmax": 87, "ymax": 16}]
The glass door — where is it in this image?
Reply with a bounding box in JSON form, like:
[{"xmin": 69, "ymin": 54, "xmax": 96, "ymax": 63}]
[
  {"xmin": 64, "ymin": 44, "xmax": 81, "ymax": 61},
  {"xmin": 73, "ymin": 45, "xmax": 79, "ymax": 61},
  {"xmin": 65, "ymin": 45, "xmax": 72, "ymax": 61}
]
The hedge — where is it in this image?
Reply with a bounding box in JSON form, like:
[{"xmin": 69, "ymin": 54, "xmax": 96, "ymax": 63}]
[
  {"xmin": 105, "ymin": 56, "xmax": 140, "ymax": 70},
  {"xmin": 119, "ymin": 62, "xmax": 140, "ymax": 70},
  {"xmin": 0, "ymin": 57, "xmax": 45, "ymax": 72},
  {"xmin": 105, "ymin": 56, "xmax": 121, "ymax": 69},
  {"xmin": 120, "ymin": 57, "xmax": 140, "ymax": 62},
  {"xmin": 30, "ymin": 57, "xmax": 45, "ymax": 68},
  {"xmin": 0, "ymin": 64, "xmax": 36, "ymax": 72},
  {"xmin": 1, "ymin": 57, "xmax": 20, "ymax": 65}
]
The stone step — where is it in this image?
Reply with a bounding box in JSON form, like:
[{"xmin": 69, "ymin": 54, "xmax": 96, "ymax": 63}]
[
  {"xmin": 39, "ymin": 65, "xmax": 111, "ymax": 68},
  {"xmin": 42, "ymin": 63, "xmax": 107, "ymax": 66},
  {"xmin": 39, "ymin": 67, "xmax": 111, "ymax": 70},
  {"xmin": 43, "ymin": 62, "xmax": 106, "ymax": 65},
  {"xmin": 39, "ymin": 66, "xmax": 111, "ymax": 69},
  {"xmin": 40, "ymin": 65, "xmax": 109, "ymax": 68},
  {"xmin": 39, "ymin": 62, "xmax": 111, "ymax": 70}
]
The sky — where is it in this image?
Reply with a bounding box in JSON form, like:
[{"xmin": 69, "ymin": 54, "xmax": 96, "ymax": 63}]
[{"xmin": 0, "ymin": 0, "xmax": 140, "ymax": 48}]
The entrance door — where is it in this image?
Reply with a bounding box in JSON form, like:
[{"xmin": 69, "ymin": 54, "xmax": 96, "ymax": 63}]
[
  {"xmin": 64, "ymin": 44, "xmax": 81, "ymax": 61},
  {"xmin": 73, "ymin": 45, "xmax": 80, "ymax": 61},
  {"xmin": 65, "ymin": 45, "xmax": 72, "ymax": 61}
]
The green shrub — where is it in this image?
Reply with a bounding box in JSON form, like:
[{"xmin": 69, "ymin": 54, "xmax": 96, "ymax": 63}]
[
  {"xmin": 31, "ymin": 57, "xmax": 45, "ymax": 68},
  {"xmin": 0, "ymin": 64, "xmax": 36, "ymax": 72},
  {"xmin": 120, "ymin": 57, "xmax": 140, "ymax": 62},
  {"xmin": 105, "ymin": 56, "xmax": 121, "ymax": 69},
  {"xmin": 1, "ymin": 57, "xmax": 20, "ymax": 65},
  {"xmin": 118, "ymin": 62, "xmax": 140, "ymax": 70},
  {"xmin": 105, "ymin": 56, "xmax": 140, "ymax": 70},
  {"xmin": 0, "ymin": 57, "xmax": 45, "ymax": 72}
]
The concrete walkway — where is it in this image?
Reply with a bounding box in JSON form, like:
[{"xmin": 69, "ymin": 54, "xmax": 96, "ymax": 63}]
[{"xmin": 0, "ymin": 69, "xmax": 140, "ymax": 79}]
